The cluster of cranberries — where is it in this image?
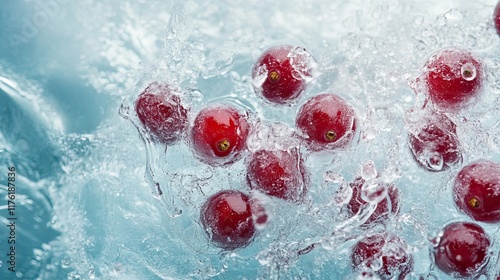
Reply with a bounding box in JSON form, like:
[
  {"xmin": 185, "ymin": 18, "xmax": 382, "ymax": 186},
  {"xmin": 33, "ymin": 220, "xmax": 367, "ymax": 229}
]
[{"xmin": 133, "ymin": 7, "xmax": 500, "ymax": 279}]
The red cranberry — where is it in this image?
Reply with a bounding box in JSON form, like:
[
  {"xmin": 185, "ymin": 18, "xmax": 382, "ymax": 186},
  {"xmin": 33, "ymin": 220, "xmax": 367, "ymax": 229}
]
[
  {"xmin": 191, "ymin": 105, "xmax": 249, "ymax": 165},
  {"xmin": 246, "ymin": 148, "xmax": 307, "ymax": 201},
  {"xmin": 200, "ymin": 190, "xmax": 256, "ymax": 250},
  {"xmin": 351, "ymin": 233, "xmax": 413, "ymax": 279},
  {"xmin": 453, "ymin": 160, "xmax": 500, "ymax": 223},
  {"xmin": 423, "ymin": 49, "xmax": 483, "ymax": 109},
  {"xmin": 347, "ymin": 177, "xmax": 400, "ymax": 225},
  {"xmin": 296, "ymin": 93, "xmax": 356, "ymax": 151},
  {"xmin": 434, "ymin": 221, "xmax": 491, "ymax": 278},
  {"xmin": 252, "ymin": 45, "xmax": 311, "ymax": 104},
  {"xmin": 135, "ymin": 83, "xmax": 188, "ymax": 144},
  {"xmin": 408, "ymin": 111, "xmax": 462, "ymax": 172}
]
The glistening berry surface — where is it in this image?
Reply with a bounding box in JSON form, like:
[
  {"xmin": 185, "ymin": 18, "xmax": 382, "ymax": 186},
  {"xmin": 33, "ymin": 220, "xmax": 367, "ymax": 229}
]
[
  {"xmin": 252, "ymin": 45, "xmax": 311, "ymax": 104},
  {"xmin": 191, "ymin": 105, "xmax": 249, "ymax": 165},
  {"xmin": 423, "ymin": 49, "xmax": 482, "ymax": 109},
  {"xmin": 296, "ymin": 93, "xmax": 356, "ymax": 150},
  {"xmin": 433, "ymin": 221, "xmax": 491, "ymax": 278},
  {"xmin": 453, "ymin": 160, "xmax": 500, "ymax": 223}
]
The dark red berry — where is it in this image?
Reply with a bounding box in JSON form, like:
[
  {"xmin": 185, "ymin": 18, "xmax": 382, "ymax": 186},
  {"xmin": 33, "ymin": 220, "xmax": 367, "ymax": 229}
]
[
  {"xmin": 347, "ymin": 177, "xmax": 400, "ymax": 225},
  {"xmin": 351, "ymin": 233, "xmax": 413, "ymax": 280},
  {"xmin": 200, "ymin": 190, "xmax": 256, "ymax": 250},
  {"xmin": 424, "ymin": 49, "xmax": 483, "ymax": 109},
  {"xmin": 252, "ymin": 45, "xmax": 311, "ymax": 104},
  {"xmin": 453, "ymin": 160, "xmax": 500, "ymax": 223},
  {"xmin": 191, "ymin": 105, "xmax": 249, "ymax": 165},
  {"xmin": 408, "ymin": 111, "xmax": 462, "ymax": 172},
  {"xmin": 246, "ymin": 148, "xmax": 307, "ymax": 201},
  {"xmin": 296, "ymin": 93, "xmax": 356, "ymax": 150},
  {"xmin": 495, "ymin": 2, "xmax": 500, "ymax": 35},
  {"xmin": 135, "ymin": 83, "xmax": 188, "ymax": 144},
  {"xmin": 433, "ymin": 222, "xmax": 491, "ymax": 278}
]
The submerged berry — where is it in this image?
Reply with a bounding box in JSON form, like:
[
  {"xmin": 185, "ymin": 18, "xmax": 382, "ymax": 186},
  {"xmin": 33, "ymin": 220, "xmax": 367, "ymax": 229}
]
[
  {"xmin": 351, "ymin": 233, "xmax": 413, "ymax": 279},
  {"xmin": 252, "ymin": 45, "xmax": 312, "ymax": 104},
  {"xmin": 191, "ymin": 105, "xmax": 249, "ymax": 165},
  {"xmin": 408, "ymin": 111, "xmax": 462, "ymax": 172},
  {"xmin": 433, "ymin": 222, "xmax": 490, "ymax": 277},
  {"xmin": 296, "ymin": 93, "xmax": 356, "ymax": 150},
  {"xmin": 135, "ymin": 83, "xmax": 189, "ymax": 144},
  {"xmin": 423, "ymin": 49, "xmax": 483, "ymax": 109},
  {"xmin": 347, "ymin": 177, "xmax": 400, "ymax": 225},
  {"xmin": 453, "ymin": 160, "xmax": 500, "ymax": 223},
  {"xmin": 200, "ymin": 190, "xmax": 256, "ymax": 250},
  {"xmin": 246, "ymin": 148, "xmax": 307, "ymax": 201}
]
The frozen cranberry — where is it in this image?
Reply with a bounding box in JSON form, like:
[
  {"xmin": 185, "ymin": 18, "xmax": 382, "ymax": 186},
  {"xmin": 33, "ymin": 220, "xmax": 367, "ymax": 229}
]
[
  {"xmin": 408, "ymin": 111, "xmax": 462, "ymax": 172},
  {"xmin": 246, "ymin": 148, "xmax": 307, "ymax": 201},
  {"xmin": 191, "ymin": 105, "xmax": 249, "ymax": 165},
  {"xmin": 433, "ymin": 222, "xmax": 490, "ymax": 277},
  {"xmin": 200, "ymin": 190, "xmax": 256, "ymax": 250},
  {"xmin": 423, "ymin": 49, "xmax": 483, "ymax": 109},
  {"xmin": 135, "ymin": 83, "xmax": 188, "ymax": 144},
  {"xmin": 296, "ymin": 93, "xmax": 356, "ymax": 151},
  {"xmin": 351, "ymin": 233, "xmax": 413, "ymax": 279},
  {"xmin": 252, "ymin": 45, "xmax": 311, "ymax": 104},
  {"xmin": 347, "ymin": 177, "xmax": 400, "ymax": 225},
  {"xmin": 453, "ymin": 160, "xmax": 500, "ymax": 223}
]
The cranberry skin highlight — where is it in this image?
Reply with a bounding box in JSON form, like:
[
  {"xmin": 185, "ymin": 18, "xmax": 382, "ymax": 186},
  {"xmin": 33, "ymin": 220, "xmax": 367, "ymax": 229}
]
[
  {"xmin": 252, "ymin": 45, "xmax": 309, "ymax": 104},
  {"xmin": 191, "ymin": 105, "xmax": 249, "ymax": 165},
  {"xmin": 246, "ymin": 148, "xmax": 307, "ymax": 201},
  {"xmin": 434, "ymin": 222, "xmax": 491, "ymax": 278},
  {"xmin": 296, "ymin": 93, "xmax": 356, "ymax": 150},
  {"xmin": 135, "ymin": 83, "xmax": 189, "ymax": 144},
  {"xmin": 423, "ymin": 49, "xmax": 483, "ymax": 109},
  {"xmin": 408, "ymin": 112, "xmax": 462, "ymax": 172},
  {"xmin": 453, "ymin": 160, "xmax": 500, "ymax": 223},
  {"xmin": 351, "ymin": 233, "xmax": 413, "ymax": 280},
  {"xmin": 200, "ymin": 190, "xmax": 256, "ymax": 250}
]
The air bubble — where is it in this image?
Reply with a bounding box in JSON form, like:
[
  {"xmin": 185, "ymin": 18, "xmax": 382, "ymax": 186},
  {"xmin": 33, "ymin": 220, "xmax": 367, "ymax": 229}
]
[
  {"xmin": 461, "ymin": 63, "xmax": 476, "ymax": 81},
  {"xmin": 361, "ymin": 181, "xmax": 387, "ymax": 204},
  {"xmin": 425, "ymin": 151, "xmax": 444, "ymax": 171}
]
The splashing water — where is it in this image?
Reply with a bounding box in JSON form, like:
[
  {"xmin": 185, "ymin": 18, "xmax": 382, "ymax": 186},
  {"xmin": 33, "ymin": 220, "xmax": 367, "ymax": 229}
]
[{"xmin": 0, "ymin": 0, "xmax": 500, "ymax": 279}]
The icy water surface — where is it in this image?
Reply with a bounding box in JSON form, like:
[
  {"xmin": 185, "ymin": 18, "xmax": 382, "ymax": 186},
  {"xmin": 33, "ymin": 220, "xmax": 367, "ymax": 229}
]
[{"xmin": 0, "ymin": 0, "xmax": 500, "ymax": 279}]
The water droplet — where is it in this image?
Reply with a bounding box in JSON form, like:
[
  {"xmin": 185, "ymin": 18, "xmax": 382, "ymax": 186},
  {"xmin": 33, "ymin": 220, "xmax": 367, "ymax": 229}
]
[
  {"xmin": 61, "ymin": 258, "xmax": 71, "ymax": 268},
  {"xmin": 361, "ymin": 182, "xmax": 387, "ymax": 204},
  {"xmin": 361, "ymin": 161, "xmax": 377, "ymax": 180}
]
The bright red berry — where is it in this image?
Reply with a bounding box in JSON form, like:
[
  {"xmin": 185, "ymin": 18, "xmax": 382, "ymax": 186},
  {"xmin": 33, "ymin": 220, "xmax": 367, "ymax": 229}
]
[
  {"xmin": 347, "ymin": 177, "xmax": 399, "ymax": 225},
  {"xmin": 433, "ymin": 222, "xmax": 491, "ymax": 278},
  {"xmin": 135, "ymin": 83, "xmax": 188, "ymax": 144},
  {"xmin": 191, "ymin": 105, "xmax": 249, "ymax": 165},
  {"xmin": 495, "ymin": 2, "xmax": 500, "ymax": 35},
  {"xmin": 453, "ymin": 160, "xmax": 500, "ymax": 223},
  {"xmin": 200, "ymin": 190, "xmax": 256, "ymax": 250},
  {"xmin": 296, "ymin": 93, "xmax": 356, "ymax": 150},
  {"xmin": 408, "ymin": 111, "xmax": 462, "ymax": 172},
  {"xmin": 351, "ymin": 233, "xmax": 413, "ymax": 279},
  {"xmin": 252, "ymin": 45, "xmax": 312, "ymax": 104},
  {"xmin": 423, "ymin": 49, "xmax": 483, "ymax": 109},
  {"xmin": 246, "ymin": 148, "xmax": 307, "ymax": 201}
]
